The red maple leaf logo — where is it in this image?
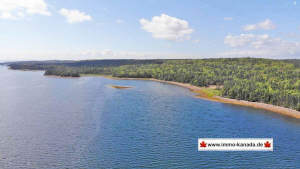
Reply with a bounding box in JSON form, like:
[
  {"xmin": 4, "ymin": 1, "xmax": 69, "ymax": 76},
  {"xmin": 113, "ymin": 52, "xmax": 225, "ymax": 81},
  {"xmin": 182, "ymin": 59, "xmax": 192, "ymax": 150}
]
[
  {"xmin": 200, "ymin": 141, "xmax": 207, "ymax": 147},
  {"xmin": 264, "ymin": 141, "xmax": 271, "ymax": 148}
]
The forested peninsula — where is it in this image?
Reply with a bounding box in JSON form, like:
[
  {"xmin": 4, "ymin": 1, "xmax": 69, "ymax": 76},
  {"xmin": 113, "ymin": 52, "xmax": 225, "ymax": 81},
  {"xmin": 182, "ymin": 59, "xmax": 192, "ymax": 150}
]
[{"xmin": 6, "ymin": 58, "xmax": 300, "ymax": 113}]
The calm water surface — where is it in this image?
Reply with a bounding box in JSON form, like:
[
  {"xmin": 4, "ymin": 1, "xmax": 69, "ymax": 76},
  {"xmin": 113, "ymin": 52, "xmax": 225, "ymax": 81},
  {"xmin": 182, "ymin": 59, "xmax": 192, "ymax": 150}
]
[{"xmin": 0, "ymin": 66, "xmax": 299, "ymax": 168}]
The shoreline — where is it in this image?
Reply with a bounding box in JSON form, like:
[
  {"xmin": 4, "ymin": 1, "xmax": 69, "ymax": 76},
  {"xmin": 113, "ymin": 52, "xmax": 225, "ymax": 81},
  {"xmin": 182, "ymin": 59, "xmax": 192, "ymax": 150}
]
[
  {"xmin": 100, "ymin": 75, "xmax": 300, "ymax": 119},
  {"xmin": 3, "ymin": 67, "xmax": 300, "ymax": 119}
]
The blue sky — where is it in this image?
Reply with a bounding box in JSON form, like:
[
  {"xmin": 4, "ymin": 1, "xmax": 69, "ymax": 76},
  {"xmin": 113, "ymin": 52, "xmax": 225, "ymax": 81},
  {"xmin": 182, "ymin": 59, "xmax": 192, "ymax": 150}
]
[{"xmin": 0, "ymin": 0, "xmax": 300, "ymax": 61}]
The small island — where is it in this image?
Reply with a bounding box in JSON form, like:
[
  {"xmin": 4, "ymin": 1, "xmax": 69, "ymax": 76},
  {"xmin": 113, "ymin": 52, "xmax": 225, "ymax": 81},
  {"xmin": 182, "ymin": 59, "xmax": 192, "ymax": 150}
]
[{"xmin": 110, "ymin": 85, "xmax": 132, "ymax": 89}]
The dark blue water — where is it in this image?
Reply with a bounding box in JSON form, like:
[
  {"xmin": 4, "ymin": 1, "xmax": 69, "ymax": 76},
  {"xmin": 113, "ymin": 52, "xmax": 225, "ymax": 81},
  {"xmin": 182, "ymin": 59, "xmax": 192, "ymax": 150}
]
[{"xmin": 0, "ymin": 66, "xmax": 299, "ymax": 169}]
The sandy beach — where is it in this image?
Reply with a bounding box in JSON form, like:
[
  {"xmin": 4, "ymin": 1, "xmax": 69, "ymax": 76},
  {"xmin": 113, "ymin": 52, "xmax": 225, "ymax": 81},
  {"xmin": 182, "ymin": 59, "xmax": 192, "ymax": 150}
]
[{"xmin": 101, "ymin": 76, "xmax": 300, "ymax": 119}]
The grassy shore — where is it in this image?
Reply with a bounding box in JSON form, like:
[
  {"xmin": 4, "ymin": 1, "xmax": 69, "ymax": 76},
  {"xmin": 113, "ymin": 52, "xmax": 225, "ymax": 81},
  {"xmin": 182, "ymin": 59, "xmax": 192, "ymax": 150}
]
[{"xmin": 97, "ymin": 75, "xmax": 300, "ymax": 119}]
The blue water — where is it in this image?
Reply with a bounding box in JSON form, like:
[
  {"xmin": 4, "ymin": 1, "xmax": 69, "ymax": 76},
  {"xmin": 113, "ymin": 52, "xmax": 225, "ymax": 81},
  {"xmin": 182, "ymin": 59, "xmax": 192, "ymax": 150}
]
[{"xmin": 0, "ymin": 66, "xmax": 299, "ymax": 169}]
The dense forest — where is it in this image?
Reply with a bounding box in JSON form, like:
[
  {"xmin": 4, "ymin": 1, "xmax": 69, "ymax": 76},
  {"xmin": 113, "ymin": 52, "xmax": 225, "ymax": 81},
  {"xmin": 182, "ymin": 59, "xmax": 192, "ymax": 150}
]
[{"xmin": 6, "ymin": 58, "xmax": 300, "ymax": 111}]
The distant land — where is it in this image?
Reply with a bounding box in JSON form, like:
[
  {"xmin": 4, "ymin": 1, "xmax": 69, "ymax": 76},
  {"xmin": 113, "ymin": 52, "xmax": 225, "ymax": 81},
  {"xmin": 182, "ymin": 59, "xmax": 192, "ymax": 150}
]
[{"xmin": 4, "ymin": 58, "xmax": 300, "ymax": 115}]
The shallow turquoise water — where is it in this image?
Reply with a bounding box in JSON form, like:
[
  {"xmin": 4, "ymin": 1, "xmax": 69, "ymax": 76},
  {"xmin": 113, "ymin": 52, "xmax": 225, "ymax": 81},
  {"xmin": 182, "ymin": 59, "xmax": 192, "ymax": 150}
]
[{"xmin": 0, "ymin": 66, "xmax": 299, "ymax": 168}]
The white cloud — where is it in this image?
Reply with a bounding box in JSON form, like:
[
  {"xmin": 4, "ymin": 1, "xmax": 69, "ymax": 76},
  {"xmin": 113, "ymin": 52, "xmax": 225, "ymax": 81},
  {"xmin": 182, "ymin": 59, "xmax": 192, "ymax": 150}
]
[
  {"xmin": 0, "ymin": 49, "xmax": 204, "ymax": 61},
  {"xmin": 0, "ymin": 0, "xmax": 50, "ymax": 19},
  {"xmin": 1, "ymin": 46, "xmax": 298, "ymax": 61},
  {"xmin": 243, "ymin": 19, "xmax": 276, "ymax": 31},
  {"xmin": 78, "ymin": 50, "xmax": 195, "ymax": 59},
  {"xmin": 224, "ymin": 17, "xmax": 233, "ymax": 21},
  {"xmin": 222, "ymin": 33, "xmax": 300, "ymax": 58},
  {"xmin": 59, "ymin": 8, "xmax": 92, "ymax": 23},
  {"xmin": 140, "ymin": 14, "xmax": 193, "ymax": 41},
  {"xmin": 193, "ymin": 39, "xmax": 200, "ymax": 43},
  {"xmin": 294, "ymin": 1, "xmax": 297, "ymax": 5},
  {"xmin": 224, "ymin": 34, "xmax": 270, "ymax": 48},
  {"xmin": 116, "ymin": 19, "xmax": 124, "ymax": 24}
]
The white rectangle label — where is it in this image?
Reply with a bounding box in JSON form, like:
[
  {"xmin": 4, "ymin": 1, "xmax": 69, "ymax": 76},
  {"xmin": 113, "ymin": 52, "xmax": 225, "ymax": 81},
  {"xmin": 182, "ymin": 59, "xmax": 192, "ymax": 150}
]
[{"xmin": 198, "ymin": 138, "xmax": 273, "ymax": 151}]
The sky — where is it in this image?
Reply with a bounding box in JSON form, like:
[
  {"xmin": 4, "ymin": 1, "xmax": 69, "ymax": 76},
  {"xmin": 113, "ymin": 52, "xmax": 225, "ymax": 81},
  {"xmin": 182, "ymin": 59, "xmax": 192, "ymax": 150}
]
[{"xmin": 0, "ymin": 0, "xmax": 300, "ymax": 61}]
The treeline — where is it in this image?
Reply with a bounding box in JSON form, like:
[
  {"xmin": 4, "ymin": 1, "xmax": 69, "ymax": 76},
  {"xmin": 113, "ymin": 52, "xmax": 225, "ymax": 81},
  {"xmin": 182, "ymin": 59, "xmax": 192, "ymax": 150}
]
[
  {"xmin": 111, "ymin": 58, "xmax": 300, "ymax": 110},
  {"xmin": 7, "ymin": 58, "xmax": 300, "ymax": 111},
  {"xmin": 44, "ymin": 67, "xmax": 80, "ymax": 77},
  {"xmin": 8, "ymin": 59, "xmax": 164, "ymax": 71}
]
